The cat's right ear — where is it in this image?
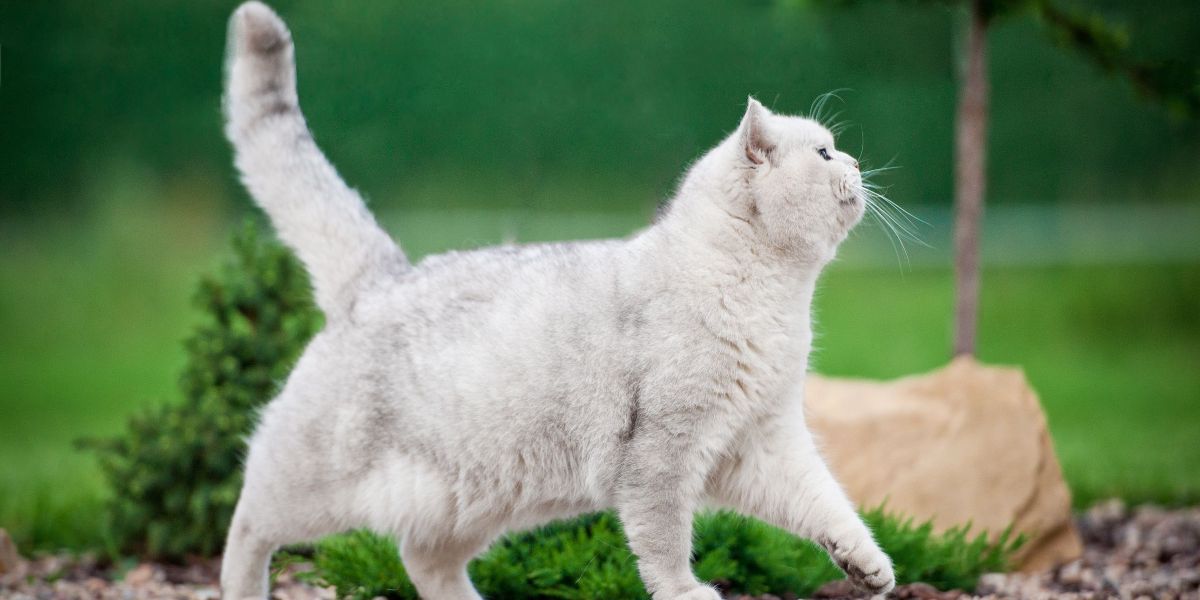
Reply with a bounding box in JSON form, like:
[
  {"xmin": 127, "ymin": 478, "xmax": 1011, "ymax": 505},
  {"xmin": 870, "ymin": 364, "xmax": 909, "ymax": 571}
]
[{"xmin": 739, "ymin": 97, "xmax": 776, "ymax": 166}]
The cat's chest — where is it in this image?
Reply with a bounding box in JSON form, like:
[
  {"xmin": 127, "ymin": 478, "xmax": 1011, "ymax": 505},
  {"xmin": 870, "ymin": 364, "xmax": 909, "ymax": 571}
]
[{"xmin": 702, "ymin": 293, "xmax": 812, "ymax": 408}]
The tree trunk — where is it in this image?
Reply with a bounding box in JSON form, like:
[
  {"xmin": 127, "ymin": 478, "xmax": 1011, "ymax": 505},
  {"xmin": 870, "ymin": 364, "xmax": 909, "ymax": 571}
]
[{"xmin": 953, "ymin": 0, "xmax": 989, "ymax": 356}]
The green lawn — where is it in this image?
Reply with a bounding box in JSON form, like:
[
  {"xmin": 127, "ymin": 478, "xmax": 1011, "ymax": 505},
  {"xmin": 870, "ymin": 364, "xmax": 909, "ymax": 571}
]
[{"xmin": 1, "ymin": 201, "xmax": 1197, "ymax": 552}]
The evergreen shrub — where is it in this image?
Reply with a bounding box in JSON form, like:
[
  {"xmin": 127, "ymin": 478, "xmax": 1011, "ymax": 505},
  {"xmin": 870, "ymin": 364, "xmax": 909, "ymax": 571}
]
[{"xmin": 80, "ymin": 222, "xmax": 320, "ymax": 559}]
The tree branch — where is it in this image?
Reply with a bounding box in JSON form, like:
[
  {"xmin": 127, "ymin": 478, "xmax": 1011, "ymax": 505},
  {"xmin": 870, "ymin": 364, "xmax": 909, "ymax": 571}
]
[{"xmin": 1034, "ymin": 1, "xmax": 1200, "ymax": 117}]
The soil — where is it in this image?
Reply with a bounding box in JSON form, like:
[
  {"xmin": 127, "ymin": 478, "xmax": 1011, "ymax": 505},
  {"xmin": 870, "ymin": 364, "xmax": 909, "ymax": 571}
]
[{"xmin": 2, "ymin": 500, "xmax": 1197, "ymax": 599}]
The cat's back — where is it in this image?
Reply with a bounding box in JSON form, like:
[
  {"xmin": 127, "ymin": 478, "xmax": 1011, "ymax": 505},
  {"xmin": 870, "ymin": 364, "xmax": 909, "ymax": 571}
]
[
  {"xmin": 413, "ymin": 239, "xmax": 622, "ymax": 298},
  {"xmin": 350, "ymin": 237, "xmax": 639, "ymax": 362}
]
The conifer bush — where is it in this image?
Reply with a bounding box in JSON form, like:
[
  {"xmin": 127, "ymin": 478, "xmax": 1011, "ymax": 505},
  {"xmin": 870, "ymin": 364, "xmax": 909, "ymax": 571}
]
[{"xmin": 81, "ymin": 222, "xmax": 320, "ymax": 559}]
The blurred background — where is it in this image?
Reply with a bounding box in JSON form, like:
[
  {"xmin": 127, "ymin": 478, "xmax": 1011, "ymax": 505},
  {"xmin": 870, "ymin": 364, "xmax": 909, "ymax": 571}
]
[{"xmin": 0, "ymin": 0, "xmax": 1197, "ymax": 551}]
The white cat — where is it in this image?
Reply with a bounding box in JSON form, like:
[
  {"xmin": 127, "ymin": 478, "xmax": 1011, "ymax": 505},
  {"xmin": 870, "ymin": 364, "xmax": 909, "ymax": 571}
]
[{"xmin": 219, "ymin": 3, "xmax": 895, "ymax": 599}]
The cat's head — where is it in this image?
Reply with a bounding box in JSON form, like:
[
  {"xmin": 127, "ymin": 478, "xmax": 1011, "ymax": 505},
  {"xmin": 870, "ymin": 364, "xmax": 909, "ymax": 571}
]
[{"xmin": 702, "ymin": 97, "xmax": 866, "ymax": 262}]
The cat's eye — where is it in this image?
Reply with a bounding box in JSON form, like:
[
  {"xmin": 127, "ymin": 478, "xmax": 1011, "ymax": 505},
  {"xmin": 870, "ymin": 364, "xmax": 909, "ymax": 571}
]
[{"xmin": 817, "ymin": 148, "xmax": 832, "ymax": 161}]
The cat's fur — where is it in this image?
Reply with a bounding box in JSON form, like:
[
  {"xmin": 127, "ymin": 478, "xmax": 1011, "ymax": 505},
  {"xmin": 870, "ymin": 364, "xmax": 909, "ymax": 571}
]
[{"xmin": 219, "ymin": 3, "xmax": 895, "ymax": 599}]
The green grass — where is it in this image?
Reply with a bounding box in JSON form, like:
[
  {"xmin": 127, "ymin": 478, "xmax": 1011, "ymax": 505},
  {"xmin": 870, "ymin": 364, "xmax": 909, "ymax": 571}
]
[
  {"xmin": 294, "ymin": 508, "xmax": 1019, "ymax": 599},
  {"xmin": 1, "ymin": 195, "xmax": 1197, "ymax": 554},
  {"xmin": 0, "ymin": 183, "xmax": 224, "ymax": 551}
]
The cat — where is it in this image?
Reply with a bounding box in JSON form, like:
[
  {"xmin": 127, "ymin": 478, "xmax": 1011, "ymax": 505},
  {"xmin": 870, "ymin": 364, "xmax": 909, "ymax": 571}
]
[{"xmin": 219, "ymin": 2, "xmax": 895, "ymax": 599}]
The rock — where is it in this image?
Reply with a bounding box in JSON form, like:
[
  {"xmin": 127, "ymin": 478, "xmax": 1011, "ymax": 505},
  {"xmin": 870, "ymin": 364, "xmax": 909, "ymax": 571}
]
[
  {"xmin": 1057, "ymin": 560, "xmax": 1083, "ymax": 585},
  {"xmin": 811, "ymin": 579, "xmax": 865, "ymax": 599},
  {"xmin": 123, "ymin": 562, "xmax": 158, "ymax": 585},
  {"xmin": 806, "ymin": 357, "xmax": 1083, "ymax": 571},
  {"xmin": 0, "ymin": 528, "xmax": 20, "ymax": 574},
  {"xmin": 893, "ymin": 582, "xmax": 942, "ymax": 599},
  {"xmin": 83, "ymin": 576, "xmax": 108, "ymax": 594}
]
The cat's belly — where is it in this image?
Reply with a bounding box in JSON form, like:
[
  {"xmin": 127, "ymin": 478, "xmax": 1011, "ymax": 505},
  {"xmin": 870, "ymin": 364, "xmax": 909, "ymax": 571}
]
[{"xmin": 350, "ymin": 417, "xmax": 620, "ymax": 538}]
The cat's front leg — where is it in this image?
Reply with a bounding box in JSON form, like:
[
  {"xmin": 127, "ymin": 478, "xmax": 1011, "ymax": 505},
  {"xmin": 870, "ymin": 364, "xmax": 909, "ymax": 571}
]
[
  {"xmin": 710, "ymin": 409, "xmax": 895, "ymax": 595},
  {"xmin": 617, "ymin": 427, "xmax": 724, "ymax": 600}
]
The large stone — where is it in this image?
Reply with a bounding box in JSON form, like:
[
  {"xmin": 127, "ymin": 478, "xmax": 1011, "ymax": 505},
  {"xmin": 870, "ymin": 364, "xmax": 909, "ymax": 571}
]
[{"xmin": 806, "ymin": 357, "xmax": 1082, "ymax": 571}]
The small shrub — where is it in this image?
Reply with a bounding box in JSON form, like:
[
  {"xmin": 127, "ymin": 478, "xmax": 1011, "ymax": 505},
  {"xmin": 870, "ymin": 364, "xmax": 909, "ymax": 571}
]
[
  {"xmin": 302, "ymin": 514, "xmax": 645, "ymax": 600},
  {"xmin": 297, "ymin": 508, "xmax": 1022, "ymax": 599},
  {"xmin": 868, "ymin": 506, "xmax": 1021, "ymax": 591},
  {"xmin": 692, "ymin": 511, "xmax": 838, "ymax": 595},
  {"xmin": 79, "ymin": 222, "xmax": 321, "ymax": 559}
]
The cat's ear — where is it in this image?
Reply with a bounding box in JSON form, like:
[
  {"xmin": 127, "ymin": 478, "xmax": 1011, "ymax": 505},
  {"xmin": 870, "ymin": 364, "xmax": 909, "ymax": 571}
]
[{"xmin": 739, "ymin": 97, "xmax": 776, "ymax": 166}]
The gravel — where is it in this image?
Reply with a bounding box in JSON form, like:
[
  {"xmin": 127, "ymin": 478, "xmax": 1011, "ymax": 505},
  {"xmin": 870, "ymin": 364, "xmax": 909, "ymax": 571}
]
[
  {"xmin": 0, "ymin": 555, "xmax": 333, "ymax": 600},
  {"xmin": 972, "ymin": 499, "xmax": 1200, "ymax": 600},
  {"xmin": 2, "ymin": 500, "xmax": 1197, "ymax": 599}
]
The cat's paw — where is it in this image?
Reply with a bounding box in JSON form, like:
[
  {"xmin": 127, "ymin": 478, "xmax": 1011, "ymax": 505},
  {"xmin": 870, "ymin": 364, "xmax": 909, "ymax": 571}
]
[
  {"xmin": 821, "ymin": 535, "xmax": 895, "ymax": 595},
  {"xmin": 669, "ymin": 586, "xmax": 723, "ymax": 600}
]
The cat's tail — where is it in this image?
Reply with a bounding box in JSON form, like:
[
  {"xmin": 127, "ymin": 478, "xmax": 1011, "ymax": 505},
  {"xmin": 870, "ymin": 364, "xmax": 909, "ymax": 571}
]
[{"xmin": 224, "ymin": 1, "xmax": 407, "ymax": 316}]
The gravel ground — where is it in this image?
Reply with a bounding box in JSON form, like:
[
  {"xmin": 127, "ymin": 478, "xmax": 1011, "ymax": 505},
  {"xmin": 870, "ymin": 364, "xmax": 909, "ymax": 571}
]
[
  {"xmin": 3, "ymin": 500, "xmax": 1197, "ymax": 599},
  {"xmin": 0, "ymin": 556, "xmax": 333, "ymax": 600}
]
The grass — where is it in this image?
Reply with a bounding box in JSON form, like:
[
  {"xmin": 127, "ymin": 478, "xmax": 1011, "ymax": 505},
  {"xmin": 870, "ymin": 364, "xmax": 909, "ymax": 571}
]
[
  {"xmin": 293, "ymin": 508, "xmax": 1019, "ymax": 599},
  {"xmin": 0, "ymin": 179, "xmax": 224, "ymax": 551},
  {"xmin": 0, "ymin": 192, "xmax": 1197, "ymax": 555}
]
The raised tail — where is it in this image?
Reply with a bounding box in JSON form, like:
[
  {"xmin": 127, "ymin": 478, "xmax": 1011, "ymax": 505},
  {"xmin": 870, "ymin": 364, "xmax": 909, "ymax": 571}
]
[{"xmin": 224, "ymin": 1, "xmax": 407, "ymax": 316}]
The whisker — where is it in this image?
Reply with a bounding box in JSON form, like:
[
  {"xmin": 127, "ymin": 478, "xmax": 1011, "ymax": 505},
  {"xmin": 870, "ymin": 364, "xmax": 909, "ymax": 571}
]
[
  {"xmin": 861, "ymin": 165, "xmax": 901, "ymax": 178},
  {"xmin": 851, "ymin": 151, "xmax": 928, "ymax": 270},
  {"xmin": 863, "ymin": 196, "xmax": 910, "ymax": 267},
  {"xmin": 872, "ymin": 191, "xmax": 931, "ymax": 230},
  {"xmin": 864, "ymin": 196, "xmax": 926, "ymax": 244},
  {"xmin": 808, "ymin": 89, "xmax": 849, "ymax": 126},
  {"xmin": 860, "ymin": 187, "xmax": 930, "ymax": 249},
  {"xmin": 872, "ymin": 206, "xmax": 915, "ymax": 266},
  {"xmin": 859, "ymin": 182, "xmax": 928, "ymax": 228}
]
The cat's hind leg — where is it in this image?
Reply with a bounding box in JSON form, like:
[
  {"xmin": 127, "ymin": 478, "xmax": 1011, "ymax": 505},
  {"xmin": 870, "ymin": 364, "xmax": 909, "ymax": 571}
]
[
  {"xmin": 400, "ymin": 534, "xmax": 491, "ymax": 600},
  {"xmin": 220, "ymin": 466, "xmax": 350, "ymax": 600},
  {"xmin": 220, "ymin": 498, "xmax": 280, "ymax": 600},
  {"xmin": 221, "ymin": 456, "xmax": 355, "ymax": 599},
  {"xmin": 709, "ymin": 407, "xmax": 895, "ymax": 595},
  {"xmin": 220, "ymin": 415, "xmax": 352, "ymax": 599}
]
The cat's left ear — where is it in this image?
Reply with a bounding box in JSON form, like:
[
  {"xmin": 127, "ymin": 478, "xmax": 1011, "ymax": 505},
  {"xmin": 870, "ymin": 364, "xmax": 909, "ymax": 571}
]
[{"xmin": 739, "ymin": 97, "xmax": 776, "ymax": 166}]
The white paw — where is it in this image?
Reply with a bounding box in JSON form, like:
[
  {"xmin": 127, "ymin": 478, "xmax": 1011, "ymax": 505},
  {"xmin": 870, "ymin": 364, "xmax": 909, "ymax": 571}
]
[
  {"xmin": 671, "ymin": 585, "xmax": 723, "ymax": 600},
  {"xmin": 821, "ymin": 535, "xmax": 895, "ymax": 595}
]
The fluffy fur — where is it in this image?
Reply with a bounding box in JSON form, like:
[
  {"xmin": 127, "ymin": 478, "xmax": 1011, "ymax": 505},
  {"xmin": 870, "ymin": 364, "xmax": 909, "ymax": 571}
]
[{"xmin": 220, "ymin": 3, "xmax": 895, "ymax": 599}]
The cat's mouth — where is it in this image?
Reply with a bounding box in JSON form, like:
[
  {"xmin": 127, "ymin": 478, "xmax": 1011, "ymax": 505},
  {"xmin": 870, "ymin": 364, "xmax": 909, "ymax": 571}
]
[
  {"xmin": 836, "ymin": 181, "xmax": 868, "ymax": 229},
  {"xmin": 834, "ymin": 175, "xmax": 863, "ymax": 208}
]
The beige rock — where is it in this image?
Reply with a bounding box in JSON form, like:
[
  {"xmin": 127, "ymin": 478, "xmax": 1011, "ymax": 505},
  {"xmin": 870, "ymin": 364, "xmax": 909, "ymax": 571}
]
[
  {"xmin": 123, "ymin": 562, "xmax": 158, "ymax": 585},
  {"xmin": 0, "ymin": 528, "xmax": 19, "ymax": 574},
  {"xmin": 806, "ymin": 357, "xmax": 1082, "ymax": 571}
]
